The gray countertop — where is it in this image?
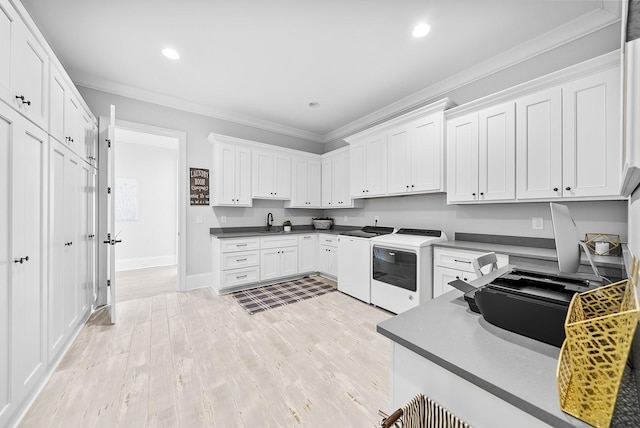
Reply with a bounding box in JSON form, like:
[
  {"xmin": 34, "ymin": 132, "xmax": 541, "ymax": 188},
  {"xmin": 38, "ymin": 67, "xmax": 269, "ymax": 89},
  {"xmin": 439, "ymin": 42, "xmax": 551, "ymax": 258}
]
[
  {"xmin": 377, "ymin": 289, "xmax": 592, "ymax": 428},
  {"xmin": 209, "ymin": 225, "xmax": 360, "ymax": 239},
  {"xmin": 434, "ymin": 240, "xmax": 624, "ymax": 270}
]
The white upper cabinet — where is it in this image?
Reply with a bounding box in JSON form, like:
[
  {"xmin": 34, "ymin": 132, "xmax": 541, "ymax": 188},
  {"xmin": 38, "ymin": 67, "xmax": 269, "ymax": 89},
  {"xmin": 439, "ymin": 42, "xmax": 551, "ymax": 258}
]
[
  {"xmin": 478, "ymin": 102, "xmax": 516, "ymax": 201},
  {"xmin": 349, "ymin": 134, "xmax": 388, "ymax": 198},
  {"xmin": 516, "ymin": 67, "xmax": 620, "ymax": 200},
  {"xmin": 346, "ymin": 100, "xmax": 452, "ymax": 199},
  {"xmin": 388, "ymin": 113, "xmax": 444, "ymax": 195},
  {"xmin": 561, "ymin": 68, "xmax": 620, "ymax": 198},
  {"xmin": 11, "ymin": 13, "xmax": 48, "ymax": 130},
  {"xmin": 286, "ymin": 156, "xmax": 321, "ymax": 208},
  {"xmin": 447, "ymin": 54, "xmax": 621, "ymax": 204},
  {"xmin": 447, "ymin": 113, "xmax": 479, "ymax": 203},
  {"xmin": 515, "ymin": 87, "xmax": 563, "ymax": 200},
  {"xmin": 252, "ymin": 149, "xmax": 291, "ymax": 199},
  {"xmin": 447, "ymin": 103, "xmax": 515, "ymax": 204},
  {"xmin": 210, "ymin": 138, "xmax": 252, "ymax": 206},
  {"xmin": 321, "ymin": 148, "xmax": 359, "ymax": 208}
]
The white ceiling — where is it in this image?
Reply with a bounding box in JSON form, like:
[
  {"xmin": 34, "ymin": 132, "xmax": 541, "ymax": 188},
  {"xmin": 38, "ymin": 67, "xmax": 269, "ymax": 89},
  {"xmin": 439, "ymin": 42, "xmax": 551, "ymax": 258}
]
[{"xmin": 21, "ymin": 0, "xmax": 621, "ymax": 143}]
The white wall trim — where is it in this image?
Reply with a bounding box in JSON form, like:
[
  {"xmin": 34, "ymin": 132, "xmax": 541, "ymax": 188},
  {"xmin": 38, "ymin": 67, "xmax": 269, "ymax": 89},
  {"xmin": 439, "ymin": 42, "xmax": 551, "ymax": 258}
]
[
  {"xmin": 73, "ymin": 76, "xmax": 326, "ymax": 144},
  {"xmin": 115, "ymin": 256, "xmax": 177, "ymax": 271},
  {"xmin": 185, "ymin": 272, "xmax": 214, "ymax": 291}
]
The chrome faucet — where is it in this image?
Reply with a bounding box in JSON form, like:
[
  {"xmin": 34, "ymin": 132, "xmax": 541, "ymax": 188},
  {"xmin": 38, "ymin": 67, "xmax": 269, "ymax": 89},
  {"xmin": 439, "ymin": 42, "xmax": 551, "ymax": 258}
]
[{"xmin": 266, "ymin": 212, "xmax": 274, "ymax": 231}]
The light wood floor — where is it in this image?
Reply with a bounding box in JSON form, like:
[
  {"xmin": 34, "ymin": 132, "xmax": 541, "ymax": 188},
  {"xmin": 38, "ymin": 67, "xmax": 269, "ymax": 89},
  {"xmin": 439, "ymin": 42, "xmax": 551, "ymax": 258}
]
[
  {"xmin": 20, "ymin": 283, "xmax": 393, "ymax": 427},
  {"xmin": 116, "ymin": 265, "xmax": 177, "ymax": 302}
]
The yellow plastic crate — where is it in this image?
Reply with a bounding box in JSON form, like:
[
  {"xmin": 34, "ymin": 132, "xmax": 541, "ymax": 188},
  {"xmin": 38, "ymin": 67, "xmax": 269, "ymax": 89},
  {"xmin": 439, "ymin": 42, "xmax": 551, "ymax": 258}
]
[{"xmin": 557, "ymin": 258, "xmax": 639, "ymax": 428}]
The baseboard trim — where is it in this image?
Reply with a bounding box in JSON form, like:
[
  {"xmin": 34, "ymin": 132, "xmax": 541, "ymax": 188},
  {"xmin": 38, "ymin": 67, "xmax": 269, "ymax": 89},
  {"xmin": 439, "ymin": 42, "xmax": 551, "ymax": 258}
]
[
  {"xmin": 185, "ymin": 272, "xmax": 214, "ymax": 291},
  {"xmin": 115, "ymin": 255, "xmax": 176, "ymax": 271}
]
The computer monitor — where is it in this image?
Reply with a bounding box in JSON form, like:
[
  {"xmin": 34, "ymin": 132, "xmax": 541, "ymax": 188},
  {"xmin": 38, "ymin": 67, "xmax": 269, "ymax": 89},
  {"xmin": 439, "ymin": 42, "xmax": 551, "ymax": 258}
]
[{"xmin": 550, "ymin": 203, "xmax": 602, "ymax": 279}]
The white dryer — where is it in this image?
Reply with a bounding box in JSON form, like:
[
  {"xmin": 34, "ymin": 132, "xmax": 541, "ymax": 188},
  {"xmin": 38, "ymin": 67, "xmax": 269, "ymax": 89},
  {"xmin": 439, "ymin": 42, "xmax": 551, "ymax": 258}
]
[{"xmin": 370, "ymin": 229, "xmax": 447, "ymax": 314}]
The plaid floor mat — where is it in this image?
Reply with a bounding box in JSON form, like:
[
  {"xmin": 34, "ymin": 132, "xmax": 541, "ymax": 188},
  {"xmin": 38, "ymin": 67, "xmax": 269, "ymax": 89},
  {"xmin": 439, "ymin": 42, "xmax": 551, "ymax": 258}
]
[{"xmin": 233, "ymin": 277, "xmax": 336, "ymax": 315}]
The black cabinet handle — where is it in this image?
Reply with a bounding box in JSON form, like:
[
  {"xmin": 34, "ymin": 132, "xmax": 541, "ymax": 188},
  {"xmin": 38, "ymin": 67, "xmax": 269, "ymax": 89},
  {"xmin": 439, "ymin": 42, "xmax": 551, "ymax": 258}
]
[
  {"xmin": 553, "ymin": 187, "xmax": 559, "ymax": 192},
  {"xmin": 480, "ymin": 192, "xmax": 484, "ymax": 196},
  {"xmin": 13, "ymin": 256, "xmax": 29, "ymax": 264},
  {"xmin": 411, "ymin": 185, "xmax": 415, "ymax": 188},
  {"xmin": 565, "ymin": 187, "xmax": 571, "ymax": 191},
  {"xmin": 15, "ymin": 95, "xmax": 30, "ymax": 105},
  {"xmin": 472, "ymin": 192, "xmax": 476, "ymax": 196}
]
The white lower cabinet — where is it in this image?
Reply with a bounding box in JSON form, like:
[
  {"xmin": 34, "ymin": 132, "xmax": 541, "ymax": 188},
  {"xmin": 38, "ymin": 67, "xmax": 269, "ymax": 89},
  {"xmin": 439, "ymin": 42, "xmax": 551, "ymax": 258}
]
[
  {"xmin": 318, "ymin": 234, "xmax": 338, "ymax": 278},
  {"xmin": 432, "ymin": 247, "xmax": 508, "ymax": 298},
  {"xmin": 298, "ymin": 234, "xmax": 318, "ymax": 273},
  {"xmin": 0, "ymin": 103, "xmax": 48, "ymax": 428},
  {"xmin": 212, "ymin": 237, "xmax": 261, "ymax": 293},
  {"xmin": 260, "ymin": 247, "xmax": 298, "ymax": 281}
]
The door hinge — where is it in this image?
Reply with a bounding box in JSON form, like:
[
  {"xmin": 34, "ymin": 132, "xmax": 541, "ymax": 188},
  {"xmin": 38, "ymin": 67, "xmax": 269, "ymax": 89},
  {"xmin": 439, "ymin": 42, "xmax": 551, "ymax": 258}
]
[
  {"xmin": 108, "ymin": 187, "xmax": 111, "ymax": 194},
  {"xmin": 107, "ymin": 279, "xmax": 111, "ymax": 287},
  {"xmin": 106, "ymin": 138, "xmax": 111, "ymax": 148}
]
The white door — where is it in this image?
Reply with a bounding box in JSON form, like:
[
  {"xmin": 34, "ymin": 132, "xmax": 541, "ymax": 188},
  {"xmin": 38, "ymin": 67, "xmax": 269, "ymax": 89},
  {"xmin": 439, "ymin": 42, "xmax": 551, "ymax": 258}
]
[
  {"xmin": 292, "ymin": 158, "xmax": 309, "ymax": 205},
  {"xmin": 97, "ymin": 105, "xmax": 118, "ymax": 323},
  {"xmin": 562, "ymin": 68, "xmax": 620, "ymax": 198},
  {"xmin": 321, "ymin": 158, "xmax": 332, "ymax": 207},
  {"xmin": 274, "ymin": 153, "xmax": 291, "ymax": 199},
  {"xmin": 478, "ymin": 102, "xmax": 515, "ymax": 201},
  {"xmin": 307, "ymin": 160, "xmax": 322, "ymax": 207},
  {"xmin": 252, "ymin": 151, "xmax": 273, "ymax": 198},
  {"xmin": 260, "ymin": 249, "xmax": 281, "ymax": 281},
  {"xmin": 515, "ymin": 87, "xmax": 562, "ymax": 200},
  {"xmin": 447, "ymin": 113, "xmax": 478, "ymax": 203},
  {"xmin": 236, "ymin": 147, "xmax": 252, "ymax": 205},
  {"xmin": 298, "ymin": 235, "xmax": 317, "ymax": 272}
]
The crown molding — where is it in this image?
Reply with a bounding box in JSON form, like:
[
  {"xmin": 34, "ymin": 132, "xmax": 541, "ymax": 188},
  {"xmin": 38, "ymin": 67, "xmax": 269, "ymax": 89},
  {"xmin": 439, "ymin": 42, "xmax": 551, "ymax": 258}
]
[
  {"xmin": 325, "ymin": 3, "xmax": 622, "ymax": 143},
  {"xmin": 73, "ymin": 73, "xmax": 326, "ymax": 144}
]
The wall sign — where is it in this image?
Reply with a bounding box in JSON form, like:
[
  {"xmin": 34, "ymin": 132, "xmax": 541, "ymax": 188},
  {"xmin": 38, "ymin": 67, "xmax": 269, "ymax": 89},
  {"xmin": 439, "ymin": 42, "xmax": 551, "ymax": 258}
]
[{"xmin": 190, "ymin": 168, "xmax": 210, "ymax": 205}]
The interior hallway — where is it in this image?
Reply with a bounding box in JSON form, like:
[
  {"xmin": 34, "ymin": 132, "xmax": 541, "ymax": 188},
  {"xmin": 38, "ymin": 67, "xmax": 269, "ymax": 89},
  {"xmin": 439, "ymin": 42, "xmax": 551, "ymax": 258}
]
[{"xmin": 115, "ymin": 265, "xmax": 177, "ymax": 302}]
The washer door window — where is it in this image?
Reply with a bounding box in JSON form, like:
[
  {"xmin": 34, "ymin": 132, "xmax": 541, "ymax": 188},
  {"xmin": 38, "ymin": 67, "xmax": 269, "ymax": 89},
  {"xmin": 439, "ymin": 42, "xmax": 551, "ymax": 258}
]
[{"xmin": 372, "ymin": 246, "xmax": 417, "ymax": 292}]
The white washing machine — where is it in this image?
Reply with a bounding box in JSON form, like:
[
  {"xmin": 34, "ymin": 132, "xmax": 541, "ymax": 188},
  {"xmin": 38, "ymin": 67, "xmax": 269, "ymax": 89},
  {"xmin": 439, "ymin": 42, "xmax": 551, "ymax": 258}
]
[
  {"xmin": 337, "ymin": 226, "xmax": 394, "ymax": 303},
  {"xmin": 370, "ymin": 229, "xmax": 447, "ymax": 314}
]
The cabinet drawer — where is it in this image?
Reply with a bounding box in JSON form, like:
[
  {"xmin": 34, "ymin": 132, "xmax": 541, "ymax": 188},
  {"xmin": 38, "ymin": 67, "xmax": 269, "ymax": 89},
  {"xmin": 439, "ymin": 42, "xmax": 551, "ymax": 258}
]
[
  {"xmin": 221, "ymin": 266, "xmax": 260, "ymax": 288},
  {"xmin": 221, "ymin": 250, "xmax": 259, "ymax": 270},
  {"xmin": 434, "ymin": 248, "xmax": 509, "ymax": 273},
  {"xmin": 319, "ymin": 235, "xmax": 338, "ymax": 247},
  {"xmin": 221, "ymin": 238, "xmax": 260, "ymax": 253},
  {"xmin": 260, "ymin": 236, "xmax": 298, "ymax": 249}
]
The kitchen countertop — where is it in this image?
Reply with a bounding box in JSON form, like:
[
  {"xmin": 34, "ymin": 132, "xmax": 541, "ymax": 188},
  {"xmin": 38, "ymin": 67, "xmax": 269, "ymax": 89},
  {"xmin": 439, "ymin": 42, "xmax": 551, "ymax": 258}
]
[
  {"xmin": 209, "ymin": 225, "xmax": 360, "ymax": 239},
  {"xmin": 377, "ymin": 287, "xmax": 593, "ymax": 427}
]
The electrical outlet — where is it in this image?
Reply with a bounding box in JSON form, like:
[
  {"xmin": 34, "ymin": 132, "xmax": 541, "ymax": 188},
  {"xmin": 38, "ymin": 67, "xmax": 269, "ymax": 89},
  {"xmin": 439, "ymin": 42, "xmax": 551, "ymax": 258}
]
[
  {"xmin": 196, "ymin": 216, "xmax": 203, "ymax": 224},
  {"xmin": 221, "ymin": 216, "xmax": 227, "ymax": 224},
  {"xmin": 532, "ymin": 217, "xmax": 543, "ymax": 230}
]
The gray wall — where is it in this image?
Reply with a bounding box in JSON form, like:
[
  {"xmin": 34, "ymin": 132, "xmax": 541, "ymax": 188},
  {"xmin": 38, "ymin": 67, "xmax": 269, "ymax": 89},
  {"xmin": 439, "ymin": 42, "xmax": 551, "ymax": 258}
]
[{"xmin": 327, "ymin": 194, "xmax": 628, "ymax": 243}]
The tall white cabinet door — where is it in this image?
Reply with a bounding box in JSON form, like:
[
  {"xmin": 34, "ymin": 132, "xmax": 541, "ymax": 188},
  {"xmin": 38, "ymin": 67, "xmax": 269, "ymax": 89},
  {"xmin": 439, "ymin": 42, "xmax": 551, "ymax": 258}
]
[
  {"xmin": 13, "ymin": 23, "xmax": 48, "ymax": 130},
  {"xmin": 0, "ymin": 0, "xmax": 19, "ymax": 103},
  {"xmin": 274, "ymin": 153, "xmax": 291, "ymax": 199},
  {"xmin": 411, "ymin": 114, "xmax": 442, "ymax": 193},
  {"xmin": 321, "ymin": 158, "xmax": 332, "ymax": 207},
  {"xmin": 562, "ymin": 68, "xmax": 620, "ymax": 198},
  {"xmin": 235, "ymin": 147, "xmax": 252, "ymax": 205},
  {"xmin": 12, "ymin": 118, "xmax": 47, "ymax": 401},
  {"xmin": 478, "ymin": 102, "xmax": 515, "ymax": 201},
  {"xmin": 387, "ymin": 126, "xmax": 411, "ymax": 194},
  {"xmin": 260, "ymin": 249, "xmax": 281, "ymax": 281},
  {"xmin": 292, "ymin": 158, "xmax": 309, "ymax": 205},
  {"xmin": 0, "ymin": 103, "xmax": 14, "ymax": 426},
  {"xmin": 307, "ymin": 160, "xmax": 321, "ymax": 207},
  {"xmin": 447, "ymin": 113, "xmax": 478, "ymax": 203},
  {"xmin": 78, "ymin": 163, "xmax": 92, "ymax": 315},
  {"xmin": 49, "ymin": 142, "xmax": 67, "ymax": 358},
  {"xmin": 350, "ymin": 142, "xmax": 366, "ymax": 197},
  {"xmin": 365, "ymin": 135, "xmax": 387, "ymax": 196},
  {"xmin": 516, "ymin": 87, "xmax": 562, "ymax": 200},
  {"xmin": 252, "ymin": 151, "xmax": 275, "ymax": 198},
  {"xmin": 48, "ymin": 66, "xmax": 67, "ymax": 144},
  {"xmin": 298, "ymin": 235, "xmax": 317, "ymax": 273},
  {"xmin": 64, "ymin": 155, "xmax": 80, "ymax": 330},
  {"xmin": 332, "ymin": 153, "xmax": 351, "ymax": 206},
  {"xmin": 218, "ymin": 143, "xmax": 237, "ymax": 205}
]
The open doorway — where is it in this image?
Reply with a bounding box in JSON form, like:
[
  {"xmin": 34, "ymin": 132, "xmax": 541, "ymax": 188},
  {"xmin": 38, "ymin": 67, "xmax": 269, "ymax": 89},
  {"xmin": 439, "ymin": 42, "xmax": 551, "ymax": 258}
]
[{"xmin": 112, "ymin": 124, "xmax": 183, "ymax": 302}]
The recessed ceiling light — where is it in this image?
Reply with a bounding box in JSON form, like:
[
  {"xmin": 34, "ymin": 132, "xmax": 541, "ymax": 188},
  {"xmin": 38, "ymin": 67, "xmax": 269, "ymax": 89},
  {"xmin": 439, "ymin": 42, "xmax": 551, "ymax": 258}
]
[
  {"xmin": 412, "ymin": 22, "xmax": 431, "ymax": 38},
  {"xmin": 308, "ymin": 102, "xmax": 320, "ymax": 108},
  {"xmin": 162, "ymin": 48, "xmax": 180, "ymax": 60}
]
